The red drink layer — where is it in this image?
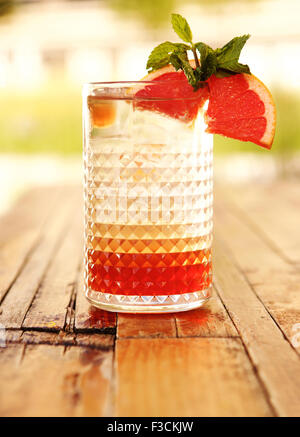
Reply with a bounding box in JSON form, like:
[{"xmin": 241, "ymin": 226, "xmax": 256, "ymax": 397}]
[{"xmin": 87, "ymin": 247, "xmax": 212, "ymax": 296}]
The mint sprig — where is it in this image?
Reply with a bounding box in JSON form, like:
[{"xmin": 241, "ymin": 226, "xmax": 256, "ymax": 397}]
[{"xmin": 146, "ymin": 13, "xmax": 251, "ymax": 90}]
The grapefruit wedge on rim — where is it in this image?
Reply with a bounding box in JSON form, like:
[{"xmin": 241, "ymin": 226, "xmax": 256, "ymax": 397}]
[
  {"xmin": 135, "ymin": 63, "xmax": 276, "ymax": 149},
  {"xmin": 206, "ymin": 73, "xmax": 276, "ymax": 148},
  {"xmin": 134, "ymin": 63, "xmax": 209, "ymax": 124}
]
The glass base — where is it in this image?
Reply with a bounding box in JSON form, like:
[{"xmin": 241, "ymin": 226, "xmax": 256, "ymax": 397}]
[{"xmin": 85, "ymin": 286, "xmax": 212, "ymax": 313}]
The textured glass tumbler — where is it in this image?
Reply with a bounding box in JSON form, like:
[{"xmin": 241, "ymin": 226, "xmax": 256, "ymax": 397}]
[{"xmin": 83, "ymin": 82, "xmax": 213, "ymax": 313}]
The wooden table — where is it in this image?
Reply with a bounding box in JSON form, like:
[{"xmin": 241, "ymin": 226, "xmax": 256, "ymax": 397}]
[{"xmin": 0, "ymin": 181, "xmax": 300, "ymax": 417}]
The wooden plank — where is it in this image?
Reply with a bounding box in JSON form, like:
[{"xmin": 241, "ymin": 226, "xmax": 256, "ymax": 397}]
[
  {"xmin": 22, "ymin": 209, "xmax": 83, "ymax": 330},
  {"xmin": 2, "ymin": 328, "xmax": 75, "ymax": 348},
  {"xmin": 3, "ymin": 330, "xmax": 114, "ymax": 350},
  {"xmin": 213, "ymin": 239, "xmax": 300, "ymax": 417},
  {"xmin": 117, "ymin": 289, "xmax": 238, "ymax": 339},
  {"xmin": 214, "ymin": 189, "xmax": 300, "ymax": 350},
  {"xmin": 0, "ymin": 342, "xmax": 25, "ymax": 367},
  {"xmin": 21, "ymin": 330, "xmax": 75, "ymax": 347},
  {"xmin": 1, "ymin": 329, "xmax": 22, "ymax": 345},
  {"xmin": 0, "ymin": 187, "xmax": 79, "ymax": 329},
  {"xmin": 0, "ymin": 341, "xmax": 113, "ymax": 417},
  {"xmin": 117, "ymin": 313, "xmax": 177, "ymax": 339},
  {"xmin": 75, "ymin": 265, "xmax": 117, "ymax": 333},
  {"xmin": 0, "ymin": 187, "xmax": 59, "ymax": 243},
  {"xmin": 218, "ymin": 181, "xmax": 300, "ymax": 264},
  {"xmin": 175, "ymin": 289, "xmax": 238, "ymax": 338},
  {"xmin": 117, "ymin": 287, "xmax": 237, "ymax": 339},
  {"xmin": 214, "ymin": 192, "xmax": 286, "ymax": 280},
  {"xmin": 0, "ymin": 187, "xmax": 60, "ymax": 302},
  {"xmin": 75, "ymin": 333, "xmax": 114, "ymax": 350},
  {"xmin": 115, "ymin": 337, "xmax": 272, "ymax": 417}
]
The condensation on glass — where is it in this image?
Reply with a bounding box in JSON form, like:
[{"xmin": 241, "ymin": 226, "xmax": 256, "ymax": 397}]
[{"xmin": 83, "ymin": 82, "xmax": 213, "ymax": 313}]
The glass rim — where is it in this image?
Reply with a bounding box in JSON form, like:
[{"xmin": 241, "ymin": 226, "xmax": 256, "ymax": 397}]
[
  {"xmin": 83, "ymin": 80, "xmax": 205, "ymax": 102},
  {"xmin": 83, "ymin": 80, "xmax": 190, "ymax": 85}
]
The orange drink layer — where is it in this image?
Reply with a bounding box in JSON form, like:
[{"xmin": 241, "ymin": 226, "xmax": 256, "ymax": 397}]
[{"xmin": 87, "ymin": 97, "xmax": 116, "ymax": 128}]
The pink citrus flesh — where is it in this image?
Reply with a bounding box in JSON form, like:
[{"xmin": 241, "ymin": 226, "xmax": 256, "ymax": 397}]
[{"xmin": 136, "ymin": 64, "xmax": 276, "ymax": 148}]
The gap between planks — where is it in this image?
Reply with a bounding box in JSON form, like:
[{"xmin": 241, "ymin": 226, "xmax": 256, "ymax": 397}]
[{"xmin": 3, "ymin": 329, "xmax": 114, "ymax": 351}]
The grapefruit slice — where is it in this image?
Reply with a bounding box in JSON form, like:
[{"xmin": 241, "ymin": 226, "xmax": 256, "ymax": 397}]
[
  {"xmin": 134, "ymin": 64, "xmax": 209, "ymax": 123},
  {"xmin": 205, "ymin": 73, "xmax": 276, "ymax": 149},
  {"xmin": 137, "ymin": 64, "xmax": 276, "ymax": 148}
]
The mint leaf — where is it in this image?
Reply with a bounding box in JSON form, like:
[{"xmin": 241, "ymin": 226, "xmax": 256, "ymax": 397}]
[
  {"xmin": 195, "ymin": 42, "xmax": 217, "ymax": 80},
  {"xmin": 216, "ymin": 34, "xmax": 250, "ymax": 58},
  {"xmin": 169, "ymin": 52, "xmax": 198, "ymax": 88},
  {"xmin": 215, "ymin": 35, "xmax": 251, "ymax": 74},
  {"xmin": 223, "ymin": 62, "xmax": 250, "ymax": 74},
  {"xmin": 177, "ymin": 52, "xmax": 198, "ymax": 88},
  {"xmin": 201, "ymin": 52, "xmax": 218, "ymax": 80},
  {"xmin": 171, "ymin": 13, "xmax": 193, "ymax": 43},
  {"xmin": 146, "ymin": 41, "xmax": 189, "ymax": 72},
  {"xmin": 195, "ymin": 42, "xmax": 214, "ymax": 61},
  {"xmin": 146, "ymin": 41, "xmax": 177, "ymax": 71},
  {"xmin": 169, "ymin": 53, "xmax": 182, "ymax": 71}
]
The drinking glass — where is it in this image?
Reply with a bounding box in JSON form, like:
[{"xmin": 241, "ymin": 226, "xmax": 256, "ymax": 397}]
[{"xmin": 83, "ymin": 81, "xmax": 213, "ymax": 313}]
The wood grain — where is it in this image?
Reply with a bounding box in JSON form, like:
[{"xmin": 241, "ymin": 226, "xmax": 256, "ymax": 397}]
[
  {"xmin": 21, "ymin": 330, "xmax": 61, "ymax": 345},
  {"xmin": 22, "ymin": 210, "xmax": 83, "ymax": 330},
  {"xmin": 117, "ymin": 290, "xmax": 237, "ymax": 339},
  {"xmin": 2, "ymin": 183, "xmax": 300, "ymax": 417},
  {"xmin": 115, "ymin": 337, "xmax": 272, "ymax": 417},
  {"xmin": 175, "ymin": 289, "xmax": 238, "ymax": 338},
  {"xmin": 75, "ymin": 333, "xmax": 114, "ymax": 350},
  {"xmin": 0, "ymin": 342, "xmax": 113, "ymax": 417},
  {"xmin": 117, "ymin": 313, "xmax": 177, "ymax": 339},
  {"xmin": 3, "ymin": 330, "xmax": 114, "ymax": 350},
  {"xmin": 218, "ymin": 182, "xmax": 300, "ymax": 264},
  {"xmin": 0, "ymin": 188, "xmax": 78, "ymax": 328},
  {"xmin": 0, "ymin": 187, "xmax": 60, "ymax": 302},
  {"xmin": 1, "ymin": 330, "xmax": 22, "ymax": 345},
  {"xmin": 213, "ymin": 239, "xmax": 300, "ymax": 417},
  {"xmin": 214, "ymin": 188, "xmax": 300, "ymax": 350}
]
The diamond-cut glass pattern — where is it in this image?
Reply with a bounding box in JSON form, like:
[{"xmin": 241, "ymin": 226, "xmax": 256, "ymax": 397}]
[{"xmin": 83, "ymin": 91, "xmax": 213, "ymax": 309}]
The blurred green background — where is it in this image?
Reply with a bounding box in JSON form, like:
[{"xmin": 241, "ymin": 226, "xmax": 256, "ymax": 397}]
[{"xmin": 0, "ymin": 0, "xmax": 299, "ymax": 161}]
